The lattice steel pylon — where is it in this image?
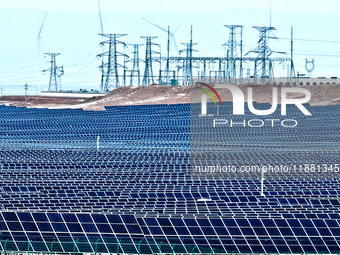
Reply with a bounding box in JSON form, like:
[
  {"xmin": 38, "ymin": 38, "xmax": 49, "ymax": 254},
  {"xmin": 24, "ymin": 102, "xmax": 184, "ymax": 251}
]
[
  {"xmin": 165, "ymin": 25, "xmax": 171, "ymax": 85},
  {"xmin": 98, "ymin": 33, "xmax": 128, "ymax": 92},
  {"xmin": 224, "ymin": 25, "xmax": 243, "ymax": 84},
  {"xmin": 57, "ymin": 66, "xmax": 64, "ymax": 90},
  {"xmin": 128, "ymin": 44, "xmax": 143, "ymax": 86},
  {"xmin": 290, "ymin": 26, "xmax": 296, "ymax": 84},
  {"xmin": 141, "ymin": 36, "xmax": 158, "ymax": 86},
  {"xmin": 42, "ymin": 53, "xmax": 61, "ymax": 91},
  {"xmin": 251, "ymin": 26, "xmax": 276, "ymax": 83},
  {"xmin": 305, "ymin": 59, "xmax": 315, "ymax": 78},
  {"xmin": 180, "ymin": 26, "xmax": 197, "ymax": 85}
]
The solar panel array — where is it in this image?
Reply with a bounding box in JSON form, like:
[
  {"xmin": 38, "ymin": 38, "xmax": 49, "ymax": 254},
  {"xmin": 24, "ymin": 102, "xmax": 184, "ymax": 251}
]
[{"xmin": 0, "ymin": 102, "xmax": 339, "ymax": 254}]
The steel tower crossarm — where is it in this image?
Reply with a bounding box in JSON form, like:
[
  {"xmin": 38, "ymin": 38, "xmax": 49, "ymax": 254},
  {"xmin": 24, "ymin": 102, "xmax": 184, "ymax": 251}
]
[
  {"xmin": 98, "ymin": 33, "xmax": 128, "ymax": 92},
  {"xmin": 42, "ymin": 53, "xmax": 61, "ymax": 91},
  {"xmin": 127, "ymin": 43, "xmax": 143, "ymax": 86},
  {"xmin": 251, "ymin": 26, "xmax": 276, "ymax": 82},
  {"xmin": 141, "ymin": 36, "xmax": 158, "ymax": 86},
  {"xmin": 224, "ymin": 25, "xmax": 243, "ymax": 83}
]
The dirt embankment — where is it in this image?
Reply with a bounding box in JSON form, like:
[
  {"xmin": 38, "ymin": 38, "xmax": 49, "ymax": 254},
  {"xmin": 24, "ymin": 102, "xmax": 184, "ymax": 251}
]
[{"xmin": 0, "ymin": 84, "xmax": 339, "ymax": 110}]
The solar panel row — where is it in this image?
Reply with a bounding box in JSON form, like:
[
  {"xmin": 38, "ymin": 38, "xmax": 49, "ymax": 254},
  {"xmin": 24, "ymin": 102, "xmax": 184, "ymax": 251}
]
[
  {"xmin": 0, "ymin": 102, "xmax": 339, "ymax": 253},
  {"xmin": 1, "ymin": 211, "xmax": 340, "ymax": 253}
]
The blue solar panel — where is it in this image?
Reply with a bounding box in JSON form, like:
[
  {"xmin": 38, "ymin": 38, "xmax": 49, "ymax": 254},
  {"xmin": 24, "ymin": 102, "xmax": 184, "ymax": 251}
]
[{"xmin": 0, "ymin": 102, "xmax": 339, "ymax": 253}]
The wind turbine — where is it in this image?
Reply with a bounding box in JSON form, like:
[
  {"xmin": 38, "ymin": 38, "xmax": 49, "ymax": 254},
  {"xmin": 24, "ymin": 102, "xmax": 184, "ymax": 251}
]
[
  {"xmin": 140, "ymin": 17, "xmax": 180, "ymax": 55},
  {"xmin": 269, "ymin": 0, "xmax": 272, "ymax": 27},
  {"xmin": 98, "ymin": 0, "xmax": 104, "ymax": 34},
  {"xmin": 98, "ymin": 0, "xmax": 105, "ymax": 89},
  {"xmin": 36, "ymin": 11, "xmax": 48, "ymax": 55}
]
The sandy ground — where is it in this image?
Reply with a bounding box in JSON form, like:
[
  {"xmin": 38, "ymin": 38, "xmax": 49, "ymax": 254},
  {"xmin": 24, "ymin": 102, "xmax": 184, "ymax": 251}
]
[{"xmin": 0, "ymin": 83, "xmax": 339, "ymax": 110}]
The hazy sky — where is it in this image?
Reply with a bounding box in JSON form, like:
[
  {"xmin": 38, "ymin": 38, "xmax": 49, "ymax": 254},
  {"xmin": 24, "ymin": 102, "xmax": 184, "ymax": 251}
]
[
  {"xmin": 1, "ymin": 0, "xmax": 340, "ymax": 13},
  {"xmin": 0, "ymin": 0, "xmax": 340, "ymax": 94}
]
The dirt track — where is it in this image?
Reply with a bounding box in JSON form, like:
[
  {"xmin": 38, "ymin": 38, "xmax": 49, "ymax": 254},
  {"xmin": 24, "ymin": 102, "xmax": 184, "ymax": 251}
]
[{"xmin": 0, "ymin": 84, "xmax": 339, "ymax": 110}]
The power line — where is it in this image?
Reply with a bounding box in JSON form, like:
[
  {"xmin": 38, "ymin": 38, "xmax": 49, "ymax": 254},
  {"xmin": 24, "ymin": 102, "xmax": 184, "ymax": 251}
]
[
  {"xmin": 295, "ymin": 53, "xmax": 340, "ymax": 57},
  {"xmin": 0, "ymin": 63, "xmax": 47, "ymax": 74},
  {"xmin": 278, "ymin": 37, "xmax": 340, "ymax": 43}
]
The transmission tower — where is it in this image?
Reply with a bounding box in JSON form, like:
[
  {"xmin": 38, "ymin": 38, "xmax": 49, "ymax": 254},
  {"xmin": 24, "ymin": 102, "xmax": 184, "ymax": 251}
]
[
  {"xmin": 165, "ymin": 25, "xmax": 171, "ymax": 85},
  {"xmin": 224, "ymin": 25, "xmax": 243, "ymax": 84},
  {"xmin": 251, "ymin": 26, "xmax": 276, "ymax": 83},
  {"xmin": 290, "ymin": 26, "xmax": 296, "ymax": 84},
  {"xmin": 98, "ymin": 33, "xmax": 128, "ymax": 92},
  {"xmin": 305, "ymin": 59, "xmax": 315, "ymax": 77},
  {"xmin": 57, "ymin": 66, "xmax": 64, "ymax": 90},
  {"xmin": 180, "ymin": 26, "xmax": 197, "ymax": 85},
  {"xmin": 141, "ymin": 36, "xmax": 158, "ymax": 86},
  {"xmin": 43, "ymin": 53, "xmax": 61, "ymax": 91},
  {"xmin": 128, "ymin": 44, "xmax": 143, "ymax": 86},
  {"xmin": 24, "ymin": 83, "xmax": 29, "ymax": 104}
]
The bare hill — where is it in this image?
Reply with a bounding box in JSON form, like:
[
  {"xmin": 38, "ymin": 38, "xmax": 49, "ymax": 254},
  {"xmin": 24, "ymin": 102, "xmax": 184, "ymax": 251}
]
[{"xmin": 0, "ymin": 84, "xmax": 339, "ymax": 110}]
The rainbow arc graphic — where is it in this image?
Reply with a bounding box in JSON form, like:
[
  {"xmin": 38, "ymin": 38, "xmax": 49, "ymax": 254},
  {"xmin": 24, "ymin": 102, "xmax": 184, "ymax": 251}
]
[{"xmin": 198, "ymin": 82, "xmax": 222, "ymax": 106}]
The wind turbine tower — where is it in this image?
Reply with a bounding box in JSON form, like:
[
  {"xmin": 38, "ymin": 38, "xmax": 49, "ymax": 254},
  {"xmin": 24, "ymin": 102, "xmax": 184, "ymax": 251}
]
[{"xmin": 36, "ymin": 11, "xmax": 48, "ymax": 55}]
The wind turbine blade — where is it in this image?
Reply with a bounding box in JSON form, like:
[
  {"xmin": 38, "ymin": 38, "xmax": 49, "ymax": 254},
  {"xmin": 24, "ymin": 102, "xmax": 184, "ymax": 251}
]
[
  {"xmin": 171, "ymin": 34, "xmax": 179, "ymax": 55},
  {"xmin": 269, "ymin": 0, "xmax": 272, "ymax": 27},
  {"xmin": 37, "ymin": 11, "xmax": 48, "ymax": 40},
  {"xmin": 36, "ymin": 11, "xmax": 48, "ymax": 53},
  {"xmin": 140, "ymin": 17, "xmax": 179, "ymax": 54},
  {"xmin": 140, "ymin": 17, "xmax": 168, "ymax": 33},
  {"xmin": 98, "ymin": 0, "xmax": 104, "ymax": 34},
  {"xmin": 173, "ymin": 18, "xmax": 187, "ymax": 34}
]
